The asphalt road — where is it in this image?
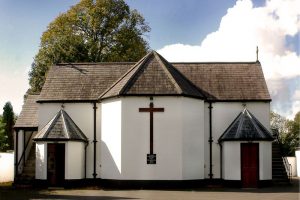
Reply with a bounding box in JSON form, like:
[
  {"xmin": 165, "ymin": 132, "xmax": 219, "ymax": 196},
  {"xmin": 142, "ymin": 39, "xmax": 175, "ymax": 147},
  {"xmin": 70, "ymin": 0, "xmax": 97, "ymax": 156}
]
[{"xmin": 0, "ymin": 178, "xmax": 299, "ymax": 200}]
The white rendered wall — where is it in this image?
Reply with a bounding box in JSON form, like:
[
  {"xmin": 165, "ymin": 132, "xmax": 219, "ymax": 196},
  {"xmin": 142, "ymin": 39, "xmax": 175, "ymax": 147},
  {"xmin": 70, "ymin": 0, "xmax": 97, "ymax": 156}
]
[
  {"xmin": 121, "ymin": 97, "xmax": 182, "ymax": 180},
  {"xmin": 204, "ymin": 102, "xmax": 270, "ymax": 179},
  {"xmin": 0, "ymin": 152, "xmax": 14, "ymax": 183},
  {"xmin": 296, "ymin": 149, "xmax": 300, "ymax": 177},
  {"xmin": 101, "ymin": 96, "xmax": 204, "ymax": 180},
  {"xmin": 286, "ymin": 157, "xmax": 297, "ymax": 177},
  {"xmin": 101, "ymin": 99, "xmax": 122, "ymax": 179},
  {"xmin": 259, "ymin": 142, "xmax": 272, "ymax": 180},
  {"xmin": 15, "ymin": 130, "xmax": 37, "ymax": 174},
  {"xmin": 182, "ymin": 97, "xmax": 204, "ymax": 179},
  {"xmin": 35, "ymin": 142, "xmax": 47, "ymax": 180},
  {"xmin": 65, "ymin": 142, "xmax": 85, "ymax": 179},
  {"xmin": 222, "ymin": 141, "xmax": 272, "ymax": 180},
  {"xmin": 17, "ymin": 130, "xmax": 24, "ymax": 174},
  {"xmin": 38, "ymin": 103, "xmax": 99, "ymax": 178},
  {"xmin": 222, "ymin": 142, "xmax": 241, "ymax": 180}
]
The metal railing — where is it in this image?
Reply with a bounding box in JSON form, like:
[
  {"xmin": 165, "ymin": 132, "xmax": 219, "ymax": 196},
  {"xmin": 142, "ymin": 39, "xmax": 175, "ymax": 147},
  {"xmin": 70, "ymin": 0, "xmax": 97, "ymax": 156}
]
[
  {"xmin": 272, "ymin": 129, "xmax": 292, "ymax": 182},
  {"xmin": 282, "ymin": 156, "xmax": 292, "ymax": 181}
]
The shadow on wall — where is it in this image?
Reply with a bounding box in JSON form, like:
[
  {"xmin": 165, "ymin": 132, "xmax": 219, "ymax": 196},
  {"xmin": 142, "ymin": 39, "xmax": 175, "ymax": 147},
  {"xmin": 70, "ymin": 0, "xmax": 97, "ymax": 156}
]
[
  {"xmin": 101, "ymin": 141, "xmax": 121, "ymax": 179},
  {"xmin": 0, "ymin": 152, "xmax": 14, "ymax": 182}
]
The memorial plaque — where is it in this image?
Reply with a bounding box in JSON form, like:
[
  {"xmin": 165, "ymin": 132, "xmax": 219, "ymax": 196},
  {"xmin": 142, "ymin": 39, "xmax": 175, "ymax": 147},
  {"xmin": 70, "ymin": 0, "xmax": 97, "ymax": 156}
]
[{"xmin": 147, "ymin": 154, "xmax": 156, "ymax": 164}]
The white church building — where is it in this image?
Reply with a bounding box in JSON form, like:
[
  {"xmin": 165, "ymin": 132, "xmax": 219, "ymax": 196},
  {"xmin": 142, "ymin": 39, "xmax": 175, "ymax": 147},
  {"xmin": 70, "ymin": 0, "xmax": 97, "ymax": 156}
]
[{"xmin": 14, "ymin": 51, "xmax": 275, "ymax": 188}]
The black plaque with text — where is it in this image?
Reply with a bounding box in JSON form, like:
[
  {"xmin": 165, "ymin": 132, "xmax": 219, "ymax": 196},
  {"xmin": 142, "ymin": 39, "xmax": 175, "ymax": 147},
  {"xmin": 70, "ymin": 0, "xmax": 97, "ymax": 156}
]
[{"xmin": 147, "ymin": 154, "xmax": 156, "ymax": 164}]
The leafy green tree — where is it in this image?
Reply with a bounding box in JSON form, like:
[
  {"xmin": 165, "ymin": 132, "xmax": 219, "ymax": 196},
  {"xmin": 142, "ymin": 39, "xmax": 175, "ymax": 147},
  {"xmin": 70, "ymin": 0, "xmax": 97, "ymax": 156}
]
[
  {"xmin": 282, "ymin": 112, "xmax": 300, "ymax": 156},
  {"xmin": 0, "ymin": 116, "xmax": 9, "ymax": 152},
  {"xmin": 29, "ymin": 0, "xmax": 150, "ymax": 93},
  {"xmin": 271, "ymin": 111, "xmax": 300, "ymax": 156},
  {"xmin": 2, "ymin": 102, "xmax": 15, "ymax": 150}
]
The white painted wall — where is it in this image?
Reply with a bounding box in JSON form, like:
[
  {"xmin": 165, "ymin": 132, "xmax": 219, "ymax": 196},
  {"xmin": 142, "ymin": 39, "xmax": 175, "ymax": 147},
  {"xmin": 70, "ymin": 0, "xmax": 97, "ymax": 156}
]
[
  {"xmin": 296, "ymin": 149, "xmax": 300, "ymax": 177},
  {"xmin": 204, "ymin": 102, "xmax": 270, "ymax": 179},
  {"xmin": 0, "ymin": 152, "xmax": 14, "ymax": 182},
  {"xmin": 122, "ymin": 97, "xmax": 183, "ymax": 180},
  {"xmin": 36, "ymin": 142, "xmax": 47, "ymax": 180},
  {"xmin": 38, "ymin": 102, "xmax": 99, "ymax": 178},
  {"xmin": 101, "ymin": 99, "xmax": 122, "ymax": 179},
  {"xmin": 65, "ymin": 142, "xmax": 85, "ymax": 179},
  {"xmin": 182, "ymin": 97, "xmax": 204, "ymax": 180},
  {"xmin": 101, "ymin": 96, "xmax": 205, "ymax": 180},
  {"xmin": 222, "ymin": 141, "xmax": 272, "ymax": 180},
  {"xmin": 15, "ymin": 130, "xmax": 37, "ymax": 175},
  {"xmin": 259, "ymin": 142, "xmax": 272, "ymax": 180},
  {"xmin": 222, "ymin": 142, "xmax": 240, "ymax": 180},
  {"xmin": 286, "ymin": 157, "xmax": 297, "ymax": 177}
]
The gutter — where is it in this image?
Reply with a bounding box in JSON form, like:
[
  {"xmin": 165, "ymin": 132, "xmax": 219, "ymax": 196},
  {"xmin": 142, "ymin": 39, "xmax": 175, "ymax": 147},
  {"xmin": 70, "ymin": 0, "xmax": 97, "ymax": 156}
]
[
  {"xmin": 93, "ymin": 102, "xmax": 98, "ymax": 179},
  {"xmin": 208, "ymin": 102, "xmax": 213, "ymax": 179}
]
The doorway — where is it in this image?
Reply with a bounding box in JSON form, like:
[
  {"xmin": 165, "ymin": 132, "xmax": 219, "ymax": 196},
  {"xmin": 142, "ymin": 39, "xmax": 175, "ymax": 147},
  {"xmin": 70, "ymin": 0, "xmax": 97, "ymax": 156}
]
[
  {"xmin": 241, "ymin": 143, "xmax": 259, "ymax": 188},
  {"xmin": 47, "ymin": 143, "xmax": 65, "ymax": 186}
]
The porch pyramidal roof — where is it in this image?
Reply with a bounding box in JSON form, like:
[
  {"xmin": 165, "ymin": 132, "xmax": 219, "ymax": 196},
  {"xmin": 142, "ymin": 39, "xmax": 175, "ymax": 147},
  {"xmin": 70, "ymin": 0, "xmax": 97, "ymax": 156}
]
[
  {"xmin": 100, "ymin": 51, "xmax": 207, "ymax": 99},
  {"xmin": 219, "ymin": 108, "xmax": 273, "ymax": 142},
  {"xmin": 34, "ymin": 109, "xmax": 88, "ymax": 142}
]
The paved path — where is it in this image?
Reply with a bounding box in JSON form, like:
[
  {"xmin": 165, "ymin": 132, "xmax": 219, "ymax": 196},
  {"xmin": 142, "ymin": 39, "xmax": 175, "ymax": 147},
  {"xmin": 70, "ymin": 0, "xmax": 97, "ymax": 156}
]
[{"xmin": 1, "ymin": 179, "xmax": 299, "ymax": 200}]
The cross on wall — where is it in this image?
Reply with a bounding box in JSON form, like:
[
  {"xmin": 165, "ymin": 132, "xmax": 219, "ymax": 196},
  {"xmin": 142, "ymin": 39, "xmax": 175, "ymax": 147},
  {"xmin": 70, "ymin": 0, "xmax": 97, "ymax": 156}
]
[{"xmin": 139, "ymin": 102, "xmax": 164, "ymax": 164}]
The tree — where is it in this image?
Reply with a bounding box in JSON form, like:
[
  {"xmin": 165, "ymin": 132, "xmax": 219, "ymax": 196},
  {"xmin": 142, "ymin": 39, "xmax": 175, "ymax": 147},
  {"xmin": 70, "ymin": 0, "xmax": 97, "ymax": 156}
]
[
  {"xmin": 2, "ymin": 102, "xmax": 15, "ymax": 150},
  {"xmin": 282, "ymin": 112, "xmax": 300, "ymax": 156},
  {"xmin": 0, "ymin": 116, "xmax": 9, "ymax": 151},
  {"xmin": 29, "ymin": 0, "xmax": 150, "ymax": 93},
  {"xmin": 271, "ymin": 111, "xmax": 300, "ymax": 156}
]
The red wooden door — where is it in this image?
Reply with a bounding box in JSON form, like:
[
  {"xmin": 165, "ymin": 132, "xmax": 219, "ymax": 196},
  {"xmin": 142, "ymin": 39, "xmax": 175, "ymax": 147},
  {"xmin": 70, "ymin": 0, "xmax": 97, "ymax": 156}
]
[{"xmin": 241, "ymin": 143, "xmax": 259, "ymax": 188}]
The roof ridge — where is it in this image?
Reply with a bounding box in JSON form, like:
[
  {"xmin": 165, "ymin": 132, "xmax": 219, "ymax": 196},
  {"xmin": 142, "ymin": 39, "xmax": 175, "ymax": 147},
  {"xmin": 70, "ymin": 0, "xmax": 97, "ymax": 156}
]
[
  {"xmin": 156, "ymin": 52, "xmax": 210, "ymax": 99},
  {"xmin": 153, "ymin": 52, "xmax": 183, "ymax": 94},
  {"xmin": 61, "ymin": 110, "xmax": 70, "ymax": 139},
  {"xmin": 98, "ymin": 52, "xmax": 151, "ymax": 100},
  {"xmin": 119, "ymin": 52, "xmax": 154, "ymax": 94}
]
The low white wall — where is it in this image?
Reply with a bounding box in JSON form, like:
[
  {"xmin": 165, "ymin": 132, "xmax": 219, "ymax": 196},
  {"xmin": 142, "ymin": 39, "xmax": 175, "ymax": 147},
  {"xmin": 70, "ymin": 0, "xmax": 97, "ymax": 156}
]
[
  {"xmin": 36, "ymin": 142, "xmax": 47, "ymax": 180},
  {"xmin": 0, "ymin": 152, "xmax": 14, "ymax": 182},
  {"xmin": 296, "ymin": 149, "xmax": 300, "ymax": 177},
  {"xmin": 65, "ymin": 142, "xmax": 85, "ymax": 179},
  {"xmin": 286, "ymin": 157, "xmax": 297, "ymax": 177}
]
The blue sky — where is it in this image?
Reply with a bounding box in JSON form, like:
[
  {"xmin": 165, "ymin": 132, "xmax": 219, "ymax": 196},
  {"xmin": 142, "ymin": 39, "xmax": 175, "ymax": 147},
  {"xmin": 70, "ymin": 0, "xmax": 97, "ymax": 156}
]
[{"xmin": 0, "ymin": 0, "xmax": 299, "ymax": 119}]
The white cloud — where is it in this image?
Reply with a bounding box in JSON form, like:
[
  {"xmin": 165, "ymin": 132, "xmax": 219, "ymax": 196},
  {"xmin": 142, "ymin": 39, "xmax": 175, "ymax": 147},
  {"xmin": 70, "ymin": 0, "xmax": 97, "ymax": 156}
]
[{"xmin": 158, "ymin": 0, "xmax": 300, "ymax": 119}]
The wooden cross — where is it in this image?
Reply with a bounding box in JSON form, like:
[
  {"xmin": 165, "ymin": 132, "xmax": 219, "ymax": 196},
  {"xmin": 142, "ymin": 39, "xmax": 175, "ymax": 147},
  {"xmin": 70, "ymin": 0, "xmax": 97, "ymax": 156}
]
[{"xmin": 139, "ymin": 102, "xmax": 164, "ymax": 154}]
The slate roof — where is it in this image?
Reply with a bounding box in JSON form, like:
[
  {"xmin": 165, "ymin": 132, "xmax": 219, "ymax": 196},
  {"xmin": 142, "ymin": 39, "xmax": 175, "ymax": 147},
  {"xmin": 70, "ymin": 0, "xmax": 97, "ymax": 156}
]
[
  {"xmin": 14, "ymin": 95, "xmax": 39, "ymax": 128},
  {"xmin": 173, "ymin": 62, "xmax": 270, "ymax": 101},
  {"xmin": 218, "ymin": 108, "xmax": 273, "ymax": 142},
  {"xmin": 38, "ymin": 51, "xmax": 271, "ymax": 102},
  {"xmin": 38, "ymin": 63, "xmax": 132, "ymax": 102},
  {"xmin": 101, "ymin": 51, "xmax": 206, "ymax": 99},
  {"xmin": 34, "ymin": 109, "xmax": 88, "ymax": 142}
]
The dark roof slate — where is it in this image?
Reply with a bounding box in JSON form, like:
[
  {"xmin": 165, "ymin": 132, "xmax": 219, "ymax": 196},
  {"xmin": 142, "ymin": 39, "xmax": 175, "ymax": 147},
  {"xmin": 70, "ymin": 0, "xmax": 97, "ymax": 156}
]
[
  {"xmin": 34, "ymin": 109, "xmax": 88, "ymax": 142},
  {"xmin": 38, "ymin": 63, "xmax": 132, "ymax": 102},
  {"xmin": 38, "ymin": 51, "xmax": 271, "ymax": 102},
  {"xmin": 173, "ymin": 62, "xmax": 271, "ymax": 101},
  {"xmin": 218, "ymin": 108, "xmax": 273, "ymax": 142},
  {"xmin": 101, "ymin": 51, "xmax": 206, "ymax": 99},
  {"xmin": 14, "ymin": 95, "xmax": 39, "ymax": 128}
]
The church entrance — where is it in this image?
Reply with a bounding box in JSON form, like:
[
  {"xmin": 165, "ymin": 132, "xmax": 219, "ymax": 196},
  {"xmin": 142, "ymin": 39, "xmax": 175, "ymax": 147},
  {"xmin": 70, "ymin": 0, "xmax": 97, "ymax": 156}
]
[
  {"xmin": 241, "ymin": 143, "xmax": 259, "ymax": 188},
  {"xmin": 47, "ymin": 143, "xmax": 65, "ymax": 186}
]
